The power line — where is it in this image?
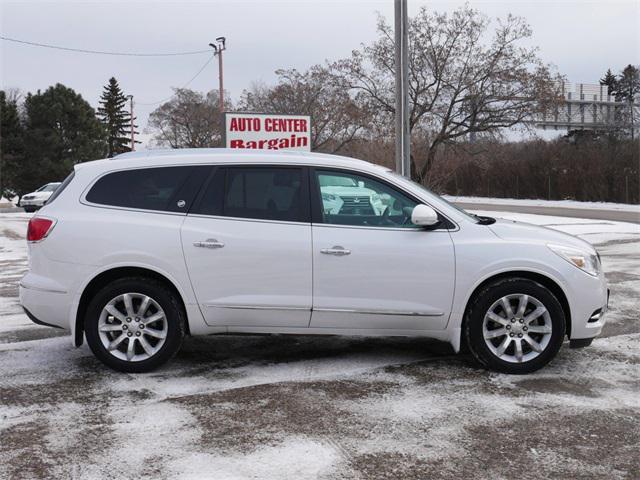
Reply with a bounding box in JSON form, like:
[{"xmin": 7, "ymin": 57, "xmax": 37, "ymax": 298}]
[
  {"xmin": 0, "ymin": 35, "xmax": 210, "ymax": 57},
  {"xmin": 137, "ymin": 54, "xmax": 216, "ymax": 106}
]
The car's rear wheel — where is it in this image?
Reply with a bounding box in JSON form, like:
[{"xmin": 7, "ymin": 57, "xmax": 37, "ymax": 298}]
[
  {"xmin": 85, "ymin": 277, "xmax": 185, "ymax": 372},
  {"xmin": 465, "ymin": 278, "xmax": 565, "ymax": 374}
]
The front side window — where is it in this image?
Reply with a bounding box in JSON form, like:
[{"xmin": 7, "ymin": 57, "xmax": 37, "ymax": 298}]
[
  {"xmin": 195, "ymin": 167, "xmax": 306, "ymax": 222},
  {"xmin": 315, "ymin": 170, "xmax": 418, "ymax": 228},
  {"xmin": 86, "ymin": 166, "xmax": 193, "ymax": 211}
]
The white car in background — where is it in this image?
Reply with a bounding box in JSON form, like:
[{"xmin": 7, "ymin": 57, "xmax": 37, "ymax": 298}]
[
  {"xmin": 320, "ymin": 174, "xmax": 386, "ymax": 216},
  {"xmin": 19, "ymin": 182, "xmax": 61, "ymax": 212},
  {"xmin": 19, "ymin": 149, "xmax": 608, "ymax": 374}
]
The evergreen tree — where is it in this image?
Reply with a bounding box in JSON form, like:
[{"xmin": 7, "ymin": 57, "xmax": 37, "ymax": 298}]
[
  {"xmin": 599, "ymin": 68, "xmax": 618, "ymax": 96},
  {"xmin": 615, "ymin": 65, "xmax": 640, "ymax": 140},
  {"xmin": 97, "ymin": 77, "xmax": 138, "ymax": 157},
  {"xmin": 0, "ymin": 90, "xmax": 24, "ymax": 199},
  {"xmin": 615, "ymin": 65, "xmax": 639, "ymax": 103},
  {"xmin": 14, "ymin": 83, "xmax": 106, "ymax": 196}
]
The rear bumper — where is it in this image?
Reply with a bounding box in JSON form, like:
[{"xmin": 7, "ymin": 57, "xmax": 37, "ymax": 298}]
[
  {"xmin": 19, "ymin": 280, "xmax": 71, "ymax": 330},
  {"xmin": 22, "ymin": 306, "xmax": 64, "ymax": 329}
]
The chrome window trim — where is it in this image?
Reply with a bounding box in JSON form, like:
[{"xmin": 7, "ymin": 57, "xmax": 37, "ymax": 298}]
[
  {"xmin": 188, "ymin": 213, "xmax": 311, "ymax": 227},
  {"xmin": 80, "ymin": 202, "xmax": 188, "ymax": 217},
  {"xmin": 79, "ymin": 161, "xmax": 459, "ymax": 230},
  {"xmin": 310, "ymin": 223, "xmax": 446, "ymax": 233}
]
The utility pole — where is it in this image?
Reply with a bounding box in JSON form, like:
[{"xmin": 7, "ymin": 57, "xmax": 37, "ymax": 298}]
[
  {"xmin": 127, "ymin": 95, "xmax": 135, "ymax": 151},
  {"xmin": 209, "ymin": 37, "xmax": 227, "ymax": 113},
  {"xmin": 394, "ymin": 0, "xmax": 410, "ymax": 178}
]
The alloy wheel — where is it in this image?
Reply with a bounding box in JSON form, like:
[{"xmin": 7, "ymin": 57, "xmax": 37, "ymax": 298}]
[
  {"xmin": 482, "ymin": 293, "xmax": 552, "ymax": 363},
  {"xmin": 98, "ymin": 293, "xmax": 168, "ymax": 362}
]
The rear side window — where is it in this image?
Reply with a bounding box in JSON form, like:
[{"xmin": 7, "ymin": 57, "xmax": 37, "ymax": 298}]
[
  {"xmin": 45, "ymin": 172, "xmax": 74, "ymax": 205},
  {"xmin": 86, "ymin": 166, "xmax": 194, "ymax": 212},
  {"xmin": 194, "ymin": 166, "xmax": 308, "ymax": 222}
]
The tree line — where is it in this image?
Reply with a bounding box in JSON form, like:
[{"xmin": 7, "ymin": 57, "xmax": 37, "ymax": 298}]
[
  {"xmin": 1, "ymin": 5, "xmax": 638, "ymax": 203},
  {"xmin": 1, "ymin": 77, "xmax": 137, "ymax": 198}
]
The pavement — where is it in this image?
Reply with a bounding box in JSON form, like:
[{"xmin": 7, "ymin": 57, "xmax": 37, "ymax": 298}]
[{"xmin": 0, "ymin": 210, "xmax": 638, "ymax": 480}]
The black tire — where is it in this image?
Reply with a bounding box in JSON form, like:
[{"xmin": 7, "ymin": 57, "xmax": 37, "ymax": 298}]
[
  {"xmin": 23, "ymin": 206, "xmax": 36, "ymax": 213},
  {"xmin": 465, "ymin": 278, "xmax": 566, "ymax": 374},
  {"xmin": 85, "ymin": 276, "xmax": 185, "ymax": 373}
]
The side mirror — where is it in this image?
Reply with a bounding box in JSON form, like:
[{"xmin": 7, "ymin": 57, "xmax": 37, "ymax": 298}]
[{"xmin": 411, "ymin": 204, "xmax": 440, "ymax": 227}]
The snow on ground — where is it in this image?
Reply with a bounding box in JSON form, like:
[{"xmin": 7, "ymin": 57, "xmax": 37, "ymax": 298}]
[
  {"xmin": 445, "ymin": 195, "xmax": 640, "ymax": 212},
  {"xmin": 0, "ymin": 210, "xmax": 638, "ymax": 479}
]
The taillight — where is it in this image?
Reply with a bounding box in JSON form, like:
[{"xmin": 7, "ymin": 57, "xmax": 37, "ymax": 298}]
[{"xmin": 27, "ymin": 217, "xmax": 57, "ymax": 242}]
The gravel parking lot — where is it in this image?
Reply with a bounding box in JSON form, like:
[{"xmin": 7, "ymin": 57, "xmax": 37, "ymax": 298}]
[{"xmin": 1, "ymin": 211, "xmax": 638, "ymax": 480}]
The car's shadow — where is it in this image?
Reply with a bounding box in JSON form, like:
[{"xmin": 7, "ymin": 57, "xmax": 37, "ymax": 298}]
[{"xmin": 166, "ymin": 334, "xmax": 469, "ymax": 376}]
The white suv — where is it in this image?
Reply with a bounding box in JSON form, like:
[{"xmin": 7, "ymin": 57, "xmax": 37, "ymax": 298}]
[
  {"xmin": 20, "ymin": 149, "xmax": 608, "ymax": 374},
  {"xmin": 19, "ymin": 182, "xmax": 61, "ymax": 212}
]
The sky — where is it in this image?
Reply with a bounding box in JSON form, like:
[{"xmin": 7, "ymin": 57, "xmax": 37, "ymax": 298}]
[{"xmin": 1, "ymin": 0, "xmax": 639, "ymax": 147}]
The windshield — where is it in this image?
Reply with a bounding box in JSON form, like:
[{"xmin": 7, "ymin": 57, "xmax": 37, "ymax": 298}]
[
  {"xmin": 37, "ymin": 183, "xmax": 61, "ymax": 192},
  {"xmin": 386, "ymin": 170, "xmax": 479, "ymax": 223},
  {"xmin": 319, "ymin": 175, "xmax": 357, "ymax": 187}
]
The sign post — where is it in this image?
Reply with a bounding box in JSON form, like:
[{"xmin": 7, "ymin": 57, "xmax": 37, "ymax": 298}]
[
  {"xmin": 224, "ymin": 113, "xmax": 312, "ymax": 151},
  {"xmin": 395, "ymin": 0, "xmax": 410, "ymax": 178}
]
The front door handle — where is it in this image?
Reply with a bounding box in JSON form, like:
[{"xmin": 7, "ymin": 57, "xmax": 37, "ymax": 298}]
[
  {"xmin": 320, "ymin": 246, "xmax": 351, "ymax": 256},
  {"xmin": 194, "ymin": 238, "xmax": 225, "ymax": 249}
]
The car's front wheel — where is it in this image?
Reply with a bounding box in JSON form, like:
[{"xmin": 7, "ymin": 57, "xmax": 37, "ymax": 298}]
[
  {"xmin": 85, "ymin": 277, "xmax": 185, "ymax": 372},
  {"xmin": 465, "ymin": 278, "xmax": 566, "ymax": 374}
]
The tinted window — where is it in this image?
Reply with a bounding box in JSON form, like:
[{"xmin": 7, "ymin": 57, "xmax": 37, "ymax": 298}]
[
  {"xmin": 315, "ymin": 169, "xmax": 418, "ymax": 228},
  {"xmin": 86, "ymin": 167, "xmax": 193, "ymax": 211},
  {"xmin": 195, "ymin": 167, "xmax": 306, "ymax": 222}
]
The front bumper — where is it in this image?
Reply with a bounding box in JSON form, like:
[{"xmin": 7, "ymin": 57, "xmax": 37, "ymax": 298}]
[
  {"xmin": 568, "ymin": 274, "xmax": 609, "ymax": 341},
  {"xmin": 19, "ymin": 199, "xmax": 45, "ymax": 207}
]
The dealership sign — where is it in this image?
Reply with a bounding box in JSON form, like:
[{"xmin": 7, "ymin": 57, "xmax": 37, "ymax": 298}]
[{"xmin": 224, "ymin": 113, "xmax": 311, "ymax": 151}]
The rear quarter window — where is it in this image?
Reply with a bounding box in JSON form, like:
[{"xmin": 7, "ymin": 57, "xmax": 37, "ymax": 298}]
[
  {"xmin": 86, "ymin": 166, "xmax": 197, "ymax": 212},
  {"xmin": 44, "ymin": 172, "xmax": 74, "ymax": 205}
]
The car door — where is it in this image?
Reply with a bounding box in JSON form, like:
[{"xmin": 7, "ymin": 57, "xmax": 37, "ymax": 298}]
[
  {"xmin": 181, "ymin": 165, "xmax": 312, "ymax": 327},
  {"xmin": 309, "ymin": 168, "xmax": 455, "ymax": 331}
]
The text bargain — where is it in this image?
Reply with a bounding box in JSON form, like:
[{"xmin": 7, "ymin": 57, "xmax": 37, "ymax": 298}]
[{"xmin": 225, "ymin": 113, "xmax": 311, "ymax": 151}]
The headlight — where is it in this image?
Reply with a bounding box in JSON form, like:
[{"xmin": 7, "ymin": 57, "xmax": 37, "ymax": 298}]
[
  {"xmin": 322, "ymin": 192, "xmax": 337, "ymax": 202},
  {"xmin": 547, "ymin": 244, "xmax": 600, "ymax": 276},
  {"xmin": 370, "ymin": 193, "xmax": 382, "ymax": 204}
]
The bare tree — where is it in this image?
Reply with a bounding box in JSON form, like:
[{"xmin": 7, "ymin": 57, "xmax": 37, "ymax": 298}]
[
  {"xmin": 147, "ymin": 89, "xmax": 228, "ymax": 148},
  {"xmin": 333, "ymin": 5, "xmax": 563, "ymax": 183},
  {"xmin": 239, "ymin": 66, "xmax": 371, "ymax": 153}
]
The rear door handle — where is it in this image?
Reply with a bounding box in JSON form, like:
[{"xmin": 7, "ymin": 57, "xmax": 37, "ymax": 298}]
[
  {"xmin": 194, "ymin": 238, "xmax": 225, "ymax": 249},
  {"xmin": 320, "ymin": 246, "xmax": 351, "ymax": 256}
]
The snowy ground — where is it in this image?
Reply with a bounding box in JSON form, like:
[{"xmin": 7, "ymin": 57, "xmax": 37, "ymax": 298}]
[
  {"xmin": 0, "ymin": 210, "xmax": 638, "ymax": 480},
  {"xmin": 444, "ymin": 196, "xmax": 640, "ymax": 213}
]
